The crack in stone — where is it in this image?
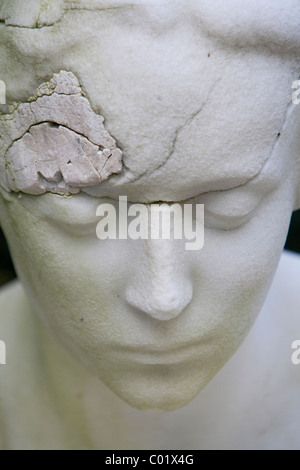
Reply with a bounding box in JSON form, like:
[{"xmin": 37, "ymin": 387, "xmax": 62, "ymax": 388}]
[
  {"xmin": 131, "ymin": 155, "xmax": 275, "ymax": 206},
  {"xmin": 65, "ymin": 6, "xmax": 135, "ymax": 12},
  {"xmin": 120, "ymin": 159, "xmax": 136, "ymax": 179},
  {"xmin": 268, "ymin": 99, "xmax": 295, "ymax": 159},
  {"xmin": 124, "ymin": 80, "xmax": 219, "ymax": 184},
  {"xmin": 0, "ymin": 23, "xmax": 57, "ymax": 30},
  {"xmin": 4, "ymin": 120, "xmax": 102, "ymax": 155},
  {"xmin": 1, "ymin": 88, "xmax": 82, "ymax": 118},
  {"xmin": 188, "ymin": 100, "xmax": 294, "ymax": 200},
  {"xmin": 0, "ymin": 1, "xmax": 135, "ymax": 29}
]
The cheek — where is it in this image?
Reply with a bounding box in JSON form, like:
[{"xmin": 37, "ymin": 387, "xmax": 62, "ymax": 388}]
[
  {"xmin": 190, "ymin": 191, "xmax": 293, "ymax": 340},
  {"xmin": 1, "ymin": 208, "xmax": 129, "ymax": 328},
  {"xmin": 0, "ymin": 198, "xmax": 109, "ymax": 308}
]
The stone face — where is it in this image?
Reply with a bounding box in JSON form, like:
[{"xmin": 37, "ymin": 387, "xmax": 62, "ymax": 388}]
[
  {"xmin": 1, "ymin": 0, "xmax": 300, "ymax": 452},
  {"xmin": 0, "ymin": 71, "xmax": 123, "ymax": 195}
]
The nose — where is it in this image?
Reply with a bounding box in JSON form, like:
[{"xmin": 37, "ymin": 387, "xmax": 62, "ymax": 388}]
[{"xmin": 125, "ymin": 239, "xmax": 193, "ymax": 321}]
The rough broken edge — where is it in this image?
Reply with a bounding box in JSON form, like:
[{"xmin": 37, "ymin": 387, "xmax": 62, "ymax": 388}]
[{"xmin": 0, "ymin": 70, "xmax": 123, "ymax": 195}]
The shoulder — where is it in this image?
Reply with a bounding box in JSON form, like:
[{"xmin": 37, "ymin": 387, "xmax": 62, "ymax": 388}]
[
  {"xmin": 274, "ymin": 250, "xmax": 300, "ymax": 290},
  {"xmin": 0, "ymin": 280, "xmax": 29, "ymax": 334},
  {"xmin": 250, "ymin": 250, "xmax": 300, "ymax": 357},
  {"xmin": 0, "ymin": 280, "xmax": 24, "ymax": 311},
  {"xmin": 198, "ymin": 251, "xmax": 300, "ymax": 449},
  {"xmin": 265, "ymin": 250, "xmax": 300, "ymax": 329},
  {"xmin": 0, "ymin": 279, "xmax": 23, "ymax": 332},
  {"xmin": 0, "ymin": 281, "xmax": 25, "ymax": 450},
  {"xmin": 0, "ymin": 281, "xmax": 41, "ymax": 449},
  {"xmin": 0, "ymin": 279, "xmax": 37, "ymax": 364}
]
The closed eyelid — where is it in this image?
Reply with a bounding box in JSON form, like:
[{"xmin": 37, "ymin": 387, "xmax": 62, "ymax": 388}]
[
  {"xmin": 200, "ymin": 191, "xmax": 265, "ymax": 231},
  {"xmin": 4, "ymin": 191, "xmax": 104, "ymax": 227},
  {"xmin": 199, "ymin": 192, "xmax": 262, "ymax": 217},
  {"xmin": 196, "ymin": 166, "xmax": 280, "ymax": 215}
]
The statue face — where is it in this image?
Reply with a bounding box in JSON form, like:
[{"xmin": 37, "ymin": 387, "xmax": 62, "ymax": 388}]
[{"xmin": 0, "ymin": 1, "xmax": 299, "ymax": 410}]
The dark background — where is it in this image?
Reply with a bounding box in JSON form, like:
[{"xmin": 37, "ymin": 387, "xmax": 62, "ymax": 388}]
[{"xmin": 0, "ymin": 209, "xmax": 299, "ymax": 288}]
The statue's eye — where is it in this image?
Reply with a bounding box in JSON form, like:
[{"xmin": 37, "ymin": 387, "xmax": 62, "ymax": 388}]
[
  {"xmin": 42, "ymin": 194, "xmax": 118, "ymax": 238},
  {"xmin": 203, "ymin": 206, "xmax": 258, "ymax": 231},
  {"xmin": 13, "ymin": 192, "xmax": 109, "ymax": 238},
  {"xmin": 191, "ymin": 189, "xmax": 266, "ymax": 231}
]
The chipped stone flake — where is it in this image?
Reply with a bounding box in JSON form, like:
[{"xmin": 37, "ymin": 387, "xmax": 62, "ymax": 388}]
[{"xmin": 0, "ymin": 71, "xmax": 123, "ymax": 196}]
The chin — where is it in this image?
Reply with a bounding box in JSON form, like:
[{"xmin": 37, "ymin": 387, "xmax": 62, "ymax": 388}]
[
  {"xmin": 96, "ymin": 362, "xmax": 216, "ymax": 412},
  {"xmin": 118, "ymin": 392, "xmax": 199, "ymax": 412}
]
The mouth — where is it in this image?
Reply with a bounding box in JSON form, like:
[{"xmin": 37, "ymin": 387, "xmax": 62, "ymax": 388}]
[{"xmin": 111, "ymin": 340, "xmax": 207, "ymax": 366}]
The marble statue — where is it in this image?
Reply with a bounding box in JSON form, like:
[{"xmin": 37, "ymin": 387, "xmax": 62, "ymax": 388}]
[{"xmin": 0, "ymin": 0, "xmax": 300, "ymax": 450}]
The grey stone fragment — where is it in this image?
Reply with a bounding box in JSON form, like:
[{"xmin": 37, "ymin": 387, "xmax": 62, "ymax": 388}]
[{"xmin": 0, "ymin": 71, "xmax": 123, "ymax": 195}]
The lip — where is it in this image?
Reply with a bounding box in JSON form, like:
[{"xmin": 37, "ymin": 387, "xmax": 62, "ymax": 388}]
[{"xmin": 112, "ymin": 340, "xmax": 206, "ymax": 365}]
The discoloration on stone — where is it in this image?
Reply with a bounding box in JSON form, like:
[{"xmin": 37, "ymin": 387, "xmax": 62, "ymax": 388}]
[{"xmin": 0, "ymin": 71, "xmax": 123, "ymax": 195}]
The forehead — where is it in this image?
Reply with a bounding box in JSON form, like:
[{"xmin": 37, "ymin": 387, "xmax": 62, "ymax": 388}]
[
  {"xmin": 0, "ymin": 0, "xmax": 299, "ymax": 201},
  {"xmin": 2, "ymin": 0, "xmax": 300, "ymax": 34}
]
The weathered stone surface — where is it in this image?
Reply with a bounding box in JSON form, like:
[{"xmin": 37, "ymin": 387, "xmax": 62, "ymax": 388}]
[
  {"xmin": 0, "ymin": 0, "xmax": 63, "ymax": 28},
  {"xmin": 0, "ymin": 71, "xmax": 123, "ymax": 195}
]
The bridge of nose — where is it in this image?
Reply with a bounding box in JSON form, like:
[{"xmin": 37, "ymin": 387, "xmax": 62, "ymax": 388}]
[{"xmin": 125, "ymin": 238, "xmax": 194, "ymax": 321}]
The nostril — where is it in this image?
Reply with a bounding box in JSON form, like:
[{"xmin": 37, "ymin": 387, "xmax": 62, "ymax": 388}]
[{"xmin": 125, "ymin": 283, "xmax": 193, "ymax": 322}]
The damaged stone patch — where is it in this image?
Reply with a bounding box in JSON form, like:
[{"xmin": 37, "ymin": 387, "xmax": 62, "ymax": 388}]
[{"xmin": 0, "ymin": 70, "xmax": 123, "ymax": 195}]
